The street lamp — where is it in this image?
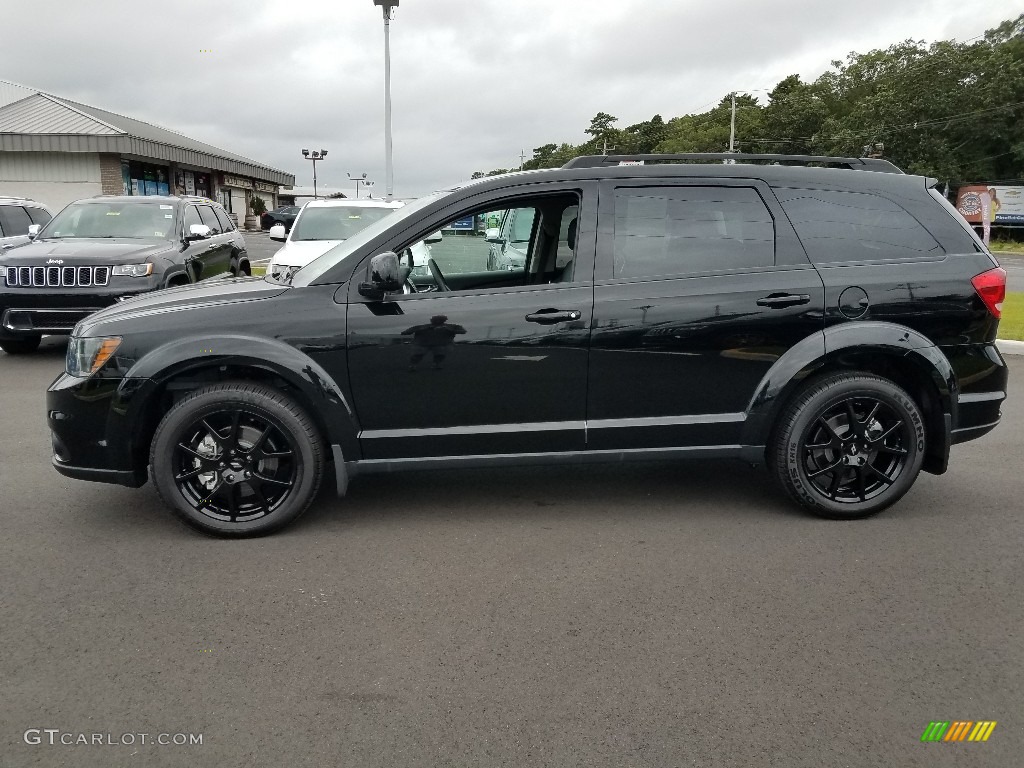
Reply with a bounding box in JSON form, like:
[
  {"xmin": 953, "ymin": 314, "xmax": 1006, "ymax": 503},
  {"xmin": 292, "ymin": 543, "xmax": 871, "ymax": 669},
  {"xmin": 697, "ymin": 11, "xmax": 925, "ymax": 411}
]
[
  {"xmin": 373, "ymin": 0, "xmax": 398, "ymax": 200},
  {"xmin": 302, "ymin": 148, "xmax": 328, "ymax": 199},
  {"xmin": 347, "ymin": 172, "xmax": 373, "ymax": 199}
]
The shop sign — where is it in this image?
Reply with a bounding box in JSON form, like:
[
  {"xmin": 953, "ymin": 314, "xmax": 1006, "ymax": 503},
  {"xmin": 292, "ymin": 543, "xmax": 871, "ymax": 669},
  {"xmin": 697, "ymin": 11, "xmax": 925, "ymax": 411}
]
[
  {"xmin": 222, "ymin": 174, "xmax": 253, "ymax": 189},
  {"xmin": 254, "ymin": 181, "xmax": 277, "ymax": 194}
]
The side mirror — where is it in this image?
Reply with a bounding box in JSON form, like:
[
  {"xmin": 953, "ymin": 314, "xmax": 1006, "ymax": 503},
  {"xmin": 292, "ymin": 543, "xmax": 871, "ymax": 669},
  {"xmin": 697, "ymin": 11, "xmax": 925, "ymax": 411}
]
[
  {"xmin": 358, "ymin": 251, "xmax": 409, "ymax": 300},
  {"xmin": 424, "ymin": 230, "xmax": 443, "ymax": 244},
  {"xmin": 185, "ymin": 223, "xmax": 212, "ymax": 241},
  {"xmin": 484, "ymin": 227, "xmax": 502, "ymax": 244},
  {"xmin": 27, "ymin": 224, "xmax": 41, "ymax": 239},
  {"xmin": 269, "ymin": 224, "xmax": 287, "ymax": 242}
]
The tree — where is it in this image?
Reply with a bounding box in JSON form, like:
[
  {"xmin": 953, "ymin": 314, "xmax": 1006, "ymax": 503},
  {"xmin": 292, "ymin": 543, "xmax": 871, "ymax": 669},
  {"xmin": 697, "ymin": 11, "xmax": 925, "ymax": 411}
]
[{"xmin": 468, "ymin": 14, "xmax": 1024, "ymax": 186}]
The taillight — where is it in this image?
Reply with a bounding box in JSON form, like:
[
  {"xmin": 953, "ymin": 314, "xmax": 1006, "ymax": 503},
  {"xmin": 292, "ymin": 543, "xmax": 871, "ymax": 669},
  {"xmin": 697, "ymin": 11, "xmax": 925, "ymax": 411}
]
[{"xmin": 971, "ymin": 267, "xmax": 1006, "ymax": 318}]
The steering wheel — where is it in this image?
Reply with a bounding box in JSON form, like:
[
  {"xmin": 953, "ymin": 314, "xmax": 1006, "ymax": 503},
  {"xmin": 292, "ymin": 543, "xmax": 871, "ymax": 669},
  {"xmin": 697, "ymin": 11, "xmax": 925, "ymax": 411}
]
[{"xmin": 427, "ymin": 258, "xmax": 451, "ymax": 292}]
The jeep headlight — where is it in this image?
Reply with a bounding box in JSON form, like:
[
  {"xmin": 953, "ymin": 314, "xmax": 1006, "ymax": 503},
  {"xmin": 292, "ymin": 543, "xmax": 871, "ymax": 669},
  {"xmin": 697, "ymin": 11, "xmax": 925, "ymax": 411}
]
[
  {"xmin": 67, "ymin": 336, "xmax": 122, "ymax": 377},
  {"xmin": 112, "ymin": 263, "xmax": 154, "ymax": 277}
]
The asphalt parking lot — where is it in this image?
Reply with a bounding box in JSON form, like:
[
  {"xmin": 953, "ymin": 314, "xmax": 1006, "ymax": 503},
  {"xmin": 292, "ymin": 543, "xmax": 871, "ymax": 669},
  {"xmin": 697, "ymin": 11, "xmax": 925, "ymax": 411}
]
[{"xmin": 0, "ymin": 344, "xmax": 1021, "ymax": 767}]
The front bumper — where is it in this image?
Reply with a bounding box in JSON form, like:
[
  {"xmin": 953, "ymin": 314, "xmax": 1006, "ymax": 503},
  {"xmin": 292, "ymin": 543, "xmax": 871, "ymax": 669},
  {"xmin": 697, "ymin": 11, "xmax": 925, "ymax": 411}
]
[
  {"xmin": 1, "ymin": 279, "xmax": 160, "ymax": 337},
  {"xmin": 47, "ymin": 372, "xmax": 150, "ymax": 488}
]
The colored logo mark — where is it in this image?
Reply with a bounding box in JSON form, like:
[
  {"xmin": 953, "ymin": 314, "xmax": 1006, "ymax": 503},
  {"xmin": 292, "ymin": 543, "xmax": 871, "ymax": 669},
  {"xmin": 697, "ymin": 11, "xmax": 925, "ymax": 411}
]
[{"xmin": 921, "ymin": 721, "xmax": 997, "ymax": 742}]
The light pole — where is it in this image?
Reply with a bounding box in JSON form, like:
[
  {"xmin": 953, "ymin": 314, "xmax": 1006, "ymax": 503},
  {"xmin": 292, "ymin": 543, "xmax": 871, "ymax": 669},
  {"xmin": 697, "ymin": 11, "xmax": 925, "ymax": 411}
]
[
  {"xmin": 373, "ymin": 0, "xmax": 398, "ymax": 200},
  {"xmin": 302, "ymin": 148, "xmax": 328, "ymax": 198},
  {"xmin": 347, "ymin": 172, "xmax": 371, "ymax": 199}
]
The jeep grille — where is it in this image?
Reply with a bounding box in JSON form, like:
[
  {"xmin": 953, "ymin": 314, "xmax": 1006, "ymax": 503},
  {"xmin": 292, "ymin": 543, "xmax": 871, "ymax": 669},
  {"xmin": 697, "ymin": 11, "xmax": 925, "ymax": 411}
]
[{"xmin": 5, "ymin": 265, "xmax": 111, "ymax": 288}]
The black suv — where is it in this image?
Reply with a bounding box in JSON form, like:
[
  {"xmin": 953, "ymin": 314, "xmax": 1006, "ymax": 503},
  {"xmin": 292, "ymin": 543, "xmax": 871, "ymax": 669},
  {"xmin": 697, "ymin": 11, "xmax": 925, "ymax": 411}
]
[
  {"xmin": 1, "ymin": 195, "xmax": 249, "ymax": 354},
  {"xmin": 46, "ymin": 154, "xmax": 1008, "ymax": 536}
]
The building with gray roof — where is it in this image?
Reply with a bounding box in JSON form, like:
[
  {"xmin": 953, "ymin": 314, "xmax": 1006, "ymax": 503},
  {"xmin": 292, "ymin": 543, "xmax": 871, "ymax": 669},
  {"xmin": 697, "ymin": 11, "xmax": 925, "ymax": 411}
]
[{"xmin": 0, "ymin": 80, "xmax": 294, "ymax": 221}]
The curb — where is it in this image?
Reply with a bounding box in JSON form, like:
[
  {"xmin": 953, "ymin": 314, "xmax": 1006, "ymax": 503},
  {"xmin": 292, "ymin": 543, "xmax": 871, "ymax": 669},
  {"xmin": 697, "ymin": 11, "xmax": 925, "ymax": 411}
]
[{"xmin": 997, "ymin": 339, "xmax": 1024, "ymax": 356}]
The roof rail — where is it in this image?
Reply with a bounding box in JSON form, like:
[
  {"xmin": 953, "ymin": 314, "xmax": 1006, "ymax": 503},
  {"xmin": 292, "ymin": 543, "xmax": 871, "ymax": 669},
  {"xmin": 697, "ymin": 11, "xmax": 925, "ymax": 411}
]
[{"xmin": 562, "ymin": 153, "xmax": 903, "ymax": 174}]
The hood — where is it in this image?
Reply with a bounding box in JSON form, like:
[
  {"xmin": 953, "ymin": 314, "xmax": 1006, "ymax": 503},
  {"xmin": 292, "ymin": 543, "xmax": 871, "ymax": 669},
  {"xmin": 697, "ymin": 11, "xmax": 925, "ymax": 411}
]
[
  {"xmin": 77, "ymin": 277, "xmax": 290, "ymax": 335},
  {"xmin": 0, "ymin": 238, "xmax": 172, "ymax": 267},
  {"xmin": 272, "ymin": 239, "xmax": 343, "ymax": 267}
]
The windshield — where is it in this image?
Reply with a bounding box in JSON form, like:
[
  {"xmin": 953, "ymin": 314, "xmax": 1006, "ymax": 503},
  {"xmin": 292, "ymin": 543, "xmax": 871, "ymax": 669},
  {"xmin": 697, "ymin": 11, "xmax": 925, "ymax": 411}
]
[
  {"xmin": 41, "ymin": 201, "xmax": 175, "ymax": 239},
  {"xmin": 284, "ymin": 191, "xmax": 449, "ymax": 286},
  {"xmin": 290, "ymin": 206, "xmax": 398, "ymax": 241}
]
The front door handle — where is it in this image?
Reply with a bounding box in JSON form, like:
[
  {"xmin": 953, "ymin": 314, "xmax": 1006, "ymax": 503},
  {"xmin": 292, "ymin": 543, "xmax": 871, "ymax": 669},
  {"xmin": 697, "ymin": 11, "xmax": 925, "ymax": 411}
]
[
  {"xmin": 756, "ymin": 293, "xmax": 811, "ymax": 309},
  {"xmin": 525, "ymin": 309, "xmax": 581, "ymax": 324}
]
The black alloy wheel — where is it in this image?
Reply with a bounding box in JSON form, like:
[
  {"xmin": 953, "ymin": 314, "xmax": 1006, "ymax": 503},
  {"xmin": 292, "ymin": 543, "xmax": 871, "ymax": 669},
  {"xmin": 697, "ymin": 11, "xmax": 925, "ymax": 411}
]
[
  {"xmin": 150, "ymin": 383, "xmax": 323, "ymax": 536},
  {"xmin": 771, "ymin": 372, "xmax": 925, "ymax": 519}
]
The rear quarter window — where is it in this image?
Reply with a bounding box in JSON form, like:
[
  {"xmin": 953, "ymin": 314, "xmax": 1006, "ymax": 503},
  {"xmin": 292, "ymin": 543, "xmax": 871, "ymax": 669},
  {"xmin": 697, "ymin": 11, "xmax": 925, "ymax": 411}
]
[{"xmin": 775, "ymin": 188, "xmax": 941, "ymax": 263}]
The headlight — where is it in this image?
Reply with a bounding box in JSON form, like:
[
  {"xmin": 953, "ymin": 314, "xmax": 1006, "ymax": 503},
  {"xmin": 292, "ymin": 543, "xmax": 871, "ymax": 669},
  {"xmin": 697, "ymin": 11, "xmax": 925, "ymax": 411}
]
[
  {"xmin": 66, "ymin": 336, "xmax": 122, "ymax": 377},
  {"xmin": 112, "ymin": 263, "xmax": 154, "ymax": 277},
  {"xmin": 270, "ymin": 263, "xmax": 300, "ymax": 281}
]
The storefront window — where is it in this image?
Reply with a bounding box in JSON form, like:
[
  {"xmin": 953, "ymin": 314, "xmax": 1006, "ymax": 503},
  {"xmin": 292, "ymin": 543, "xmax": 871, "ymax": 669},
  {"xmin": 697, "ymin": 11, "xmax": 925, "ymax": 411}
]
[
  {"xmin": 194, "ymin": 173, "xmax": 210, "ymax": 199},
  {"xmin": 127, "ymin": 160, "xmax": 170, "ymax": 196}
]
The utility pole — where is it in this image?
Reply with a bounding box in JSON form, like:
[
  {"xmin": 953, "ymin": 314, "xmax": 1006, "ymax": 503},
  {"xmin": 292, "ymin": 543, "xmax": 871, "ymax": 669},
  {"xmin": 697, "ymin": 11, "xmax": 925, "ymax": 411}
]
[
  {"xmin": 729, "ymin": 91, "xmax": 737, "ymax": 154},
  {"xmin": 374, "ymin": 0, "xmax": 399, "ymax": 200},
  {"xmin": 302, "ymin": 148, "xmax": 328, "ymax": 198},
  {"xmin": 519, "ymin": 149, "xmax": 526, "ymax": 171},
  {"xmin": 602, "ymin": 137, "xmax": 616, "ymax": 155},
  {"xmin": 347, "ymin": 171, "xmax": 369, "ymax": 199}
]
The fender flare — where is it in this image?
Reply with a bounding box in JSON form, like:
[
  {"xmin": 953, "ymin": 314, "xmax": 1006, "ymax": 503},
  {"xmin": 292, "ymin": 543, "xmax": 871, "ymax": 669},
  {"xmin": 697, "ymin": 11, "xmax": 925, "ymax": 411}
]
[
  {"xmin": 118, "ymin": 333, "xmax": 360, "ymax": 463},
  {"xmin": 161, "ymin": 266, "xmax": 192, "ymax": 287},
  {"xmin": 741, "ymin": 322, "xmax": 955, "ymax": 462}
]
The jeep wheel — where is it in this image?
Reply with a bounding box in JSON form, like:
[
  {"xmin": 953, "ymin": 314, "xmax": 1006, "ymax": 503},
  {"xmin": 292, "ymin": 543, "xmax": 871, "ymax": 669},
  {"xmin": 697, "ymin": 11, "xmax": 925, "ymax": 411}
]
[
  {"xmin": 770, "ymin": 373, "xmax": 925, "ymax": 519},
  {"xmin": 150, "ymin": 382, "xmax": 323, "ymax": 536},
  {"xmin": 0, "ymin": 335, "xmax": 42, "ymax": 355}
]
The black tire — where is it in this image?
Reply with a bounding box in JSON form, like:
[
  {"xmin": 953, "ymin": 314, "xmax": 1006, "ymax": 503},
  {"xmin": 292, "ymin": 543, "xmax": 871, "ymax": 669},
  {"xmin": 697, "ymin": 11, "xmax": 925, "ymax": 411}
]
[
  {"xmin": 0, "ymin": 335, "xmax": 42, "ymax": 355},
  {"xmin": 769, "ymin": 372, "xmax": 925, "ymax": 520},
  {"xmin": 235, "ymin": 260, "xmax": 251, "ymax": 277},
  {"xmin": 150, "ymin": 382, "xmax": 324, "ymax": 537}
]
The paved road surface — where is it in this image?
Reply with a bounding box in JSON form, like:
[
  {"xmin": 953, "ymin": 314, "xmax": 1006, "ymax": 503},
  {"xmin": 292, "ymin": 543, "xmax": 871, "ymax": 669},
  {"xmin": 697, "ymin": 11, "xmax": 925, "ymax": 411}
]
[
  {"xmin": 997, "ymin": 251, "xmax": 1024, "ymax": 292},
  {"xmin": 1, "ymin": 344, "xmax": 1020, "ymax": 767}
]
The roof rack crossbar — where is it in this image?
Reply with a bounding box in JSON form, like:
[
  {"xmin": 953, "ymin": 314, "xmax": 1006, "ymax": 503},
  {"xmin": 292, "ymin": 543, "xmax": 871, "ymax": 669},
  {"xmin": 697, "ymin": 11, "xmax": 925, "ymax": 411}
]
[{"xmin": 562, "ymin": 153, "xmax": 903, "ymax": 173}]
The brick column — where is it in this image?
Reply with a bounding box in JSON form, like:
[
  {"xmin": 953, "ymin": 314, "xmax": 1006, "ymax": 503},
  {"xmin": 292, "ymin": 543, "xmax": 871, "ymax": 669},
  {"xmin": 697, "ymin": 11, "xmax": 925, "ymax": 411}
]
[{"xmin": 99, "ymin": 153, "xmax": 124, "ymax": 195}]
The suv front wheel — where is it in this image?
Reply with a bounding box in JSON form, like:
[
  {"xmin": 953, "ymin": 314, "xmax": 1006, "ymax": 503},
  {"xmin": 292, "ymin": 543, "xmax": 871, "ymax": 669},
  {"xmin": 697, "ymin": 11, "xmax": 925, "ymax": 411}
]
[
  {"xmin": 770, "ymin": 373, "xmax": 925, "ymax": 519},
  {"xmin": 150, "ymin": 382, "xmax": 324, "ymax": 536}
]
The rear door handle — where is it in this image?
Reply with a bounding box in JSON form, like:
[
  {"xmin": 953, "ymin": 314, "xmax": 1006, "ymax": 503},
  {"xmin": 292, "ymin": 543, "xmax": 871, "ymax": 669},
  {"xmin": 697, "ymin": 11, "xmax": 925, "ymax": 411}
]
[
  {"xmin": 756, "ymin": 293, "xmax": 811, "ymax": 308},
  {"xmin": 525, "ymin": 309, "xmax": 581, "ymax": 324}
]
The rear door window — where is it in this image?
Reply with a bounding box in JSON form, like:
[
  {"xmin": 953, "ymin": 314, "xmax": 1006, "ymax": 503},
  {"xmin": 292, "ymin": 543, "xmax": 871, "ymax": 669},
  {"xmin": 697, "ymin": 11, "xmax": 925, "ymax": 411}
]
[
  {"xmin": 612, "ymin": 186, "xmax": 775, "ymax": 279},
  {"xmin": 775, "ymin": 188, "xmax": 941, "ymax": 263},
  {"xmin": 213, "ymin": 206, "xmax": 233, "ymax": 232},
  {"xmin": 198, "ymin": 206, "xmax": 222, "ymax": 235}
]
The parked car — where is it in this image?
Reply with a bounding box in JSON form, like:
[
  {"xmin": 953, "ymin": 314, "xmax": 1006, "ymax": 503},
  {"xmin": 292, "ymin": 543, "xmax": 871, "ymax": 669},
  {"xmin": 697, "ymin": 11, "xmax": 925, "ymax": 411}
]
[
  {"xmin": 267, "ymin": 198, "xmax": 438, "ymax": 282},
  {"xmin": 1, "ymin": 195, "xmax": 248, "ymax": 355},
  {"xmin": 0, "ymin": 196, "xmax": 53, "ymax": 251},
  {"xmin": 261, "ymin": 205, "xmax": 301, "ymax": 231},
  {"xmin": 47, "ymin": 153, "xmax": 1007, "ymax": 536},
  {"xmin": 485, "ymin": 206, "xmax": 532, "ymax": 271}
]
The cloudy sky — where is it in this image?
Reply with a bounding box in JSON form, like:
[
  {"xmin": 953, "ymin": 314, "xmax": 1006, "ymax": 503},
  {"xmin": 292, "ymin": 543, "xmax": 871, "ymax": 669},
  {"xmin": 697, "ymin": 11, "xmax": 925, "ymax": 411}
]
[{"xmin": 2, "ymin": 0, "xmax": 1020, "ymax": 197}]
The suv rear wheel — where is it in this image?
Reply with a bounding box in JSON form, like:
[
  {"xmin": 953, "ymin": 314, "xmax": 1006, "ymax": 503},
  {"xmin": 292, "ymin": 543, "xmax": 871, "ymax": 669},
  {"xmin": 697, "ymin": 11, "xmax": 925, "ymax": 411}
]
[
  {"xmin": 770, "ymin": 373, "xmax": 925, "ymax": 519},
  {"xmin": 150, "ymin": 382, "xmax": 324, "ymax": 536},
  {"xmin": 0, "ymin": 335, "xmax": 42, "ymax": 355}
]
